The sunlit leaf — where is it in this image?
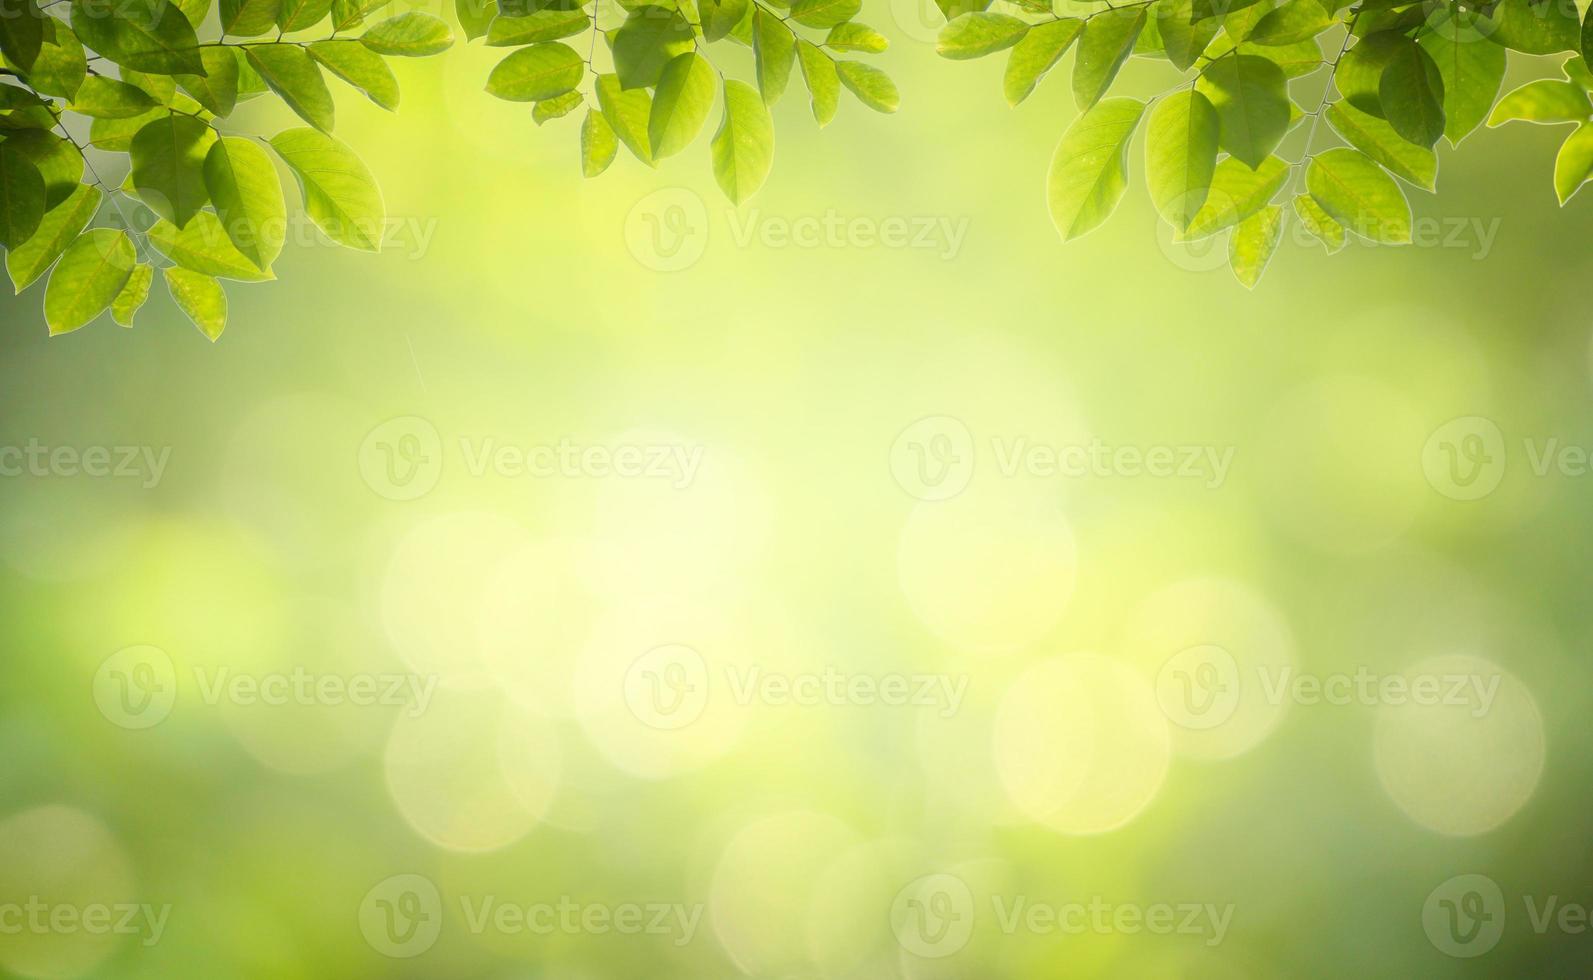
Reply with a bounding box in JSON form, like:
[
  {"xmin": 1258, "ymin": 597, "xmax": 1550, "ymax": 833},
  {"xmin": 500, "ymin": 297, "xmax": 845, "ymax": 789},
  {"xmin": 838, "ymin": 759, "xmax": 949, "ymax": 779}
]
[
  {"xmin": 1146, "ymin": 88, "xmax": 1220, "ymax": 230},
  {"xmin": 1326, "ymin": 100, "xmax": 1436, "ymax": 189},
  {"xmin": 362, "ymin": 12, "xmax": 454, "ymax": 56},
  {"xmin": 1307, "ymin": 146, "xmax": 1412, "ymax": 244},
  {"xmin": 613, "ymin": 5, "xmax": 694, "ymax": 89},
  {"xmin": 277, "ymin": 0, "xmax": 333, "ymax": 32},
  {"xmin": 221, "ymin": 0, "xmax": 282, "ymax": 36},
  {"xmin": 1073, "ymin": 8, "xmax": 1144, "ymax": 110},
  {"xmin": 1378, "ymin": 37, "xmax": 1445, "ymax": 147},
  {"xmin": 44, "ymin": 228, "xmax": 136, "ymax": 335},
  {"xmin": 1554, "ymin": 121, "xmax": 1593, "ymax": 203},
  {"xmin": 797, "ymin": 40, "xmax": 839, "ymax": 126},
  {"xmin": 1250, "ymin": 0, "xmax": 1332, "ymax": 45},
  {"xmin": 1292, "ymin": 192, "xmax": 1345, "ymax": 252},
  {"xmin": 486, "ymin": 41, "xmax": 583, "ymax": 101},
  {"xmin": 1156, "ymin": 0, "xmax": 1217, "ymax": 71},
  {"xmin": 1180, "ymin": 153, "xmax": 1288, "ymax": 239},
  {"xmin": 311, "ymin": 39, "xmax": 400, "ymax": 110},
  {"xmin": 711, "ymin": 78, "xmax": 774, "ymax": 203},
  {"xmin": 1490, "ymin": 0, "xmax": 1579, "ymax": 55},
  {"xmin": 149, "ymin": 211, "xmax": 276, "ymax": 281},
  {"xmin": 533, "ymin": 89, "xmax": 582, "ymax": 123},
  {"xmin": 486, "ymin": 9, "xmax": 588, "ymax": 45},
  {"xmin": 1419, "ymin": 15, "xmax": 1505, "ymax": 146},
  {"xmin": 1228, "ymin": 203, "xmax": 1282, "ymax": 288},
  {"xmin": 129, "ymin": 113, "xmax": 216, "ymax": 227},
  {"xmin": 248, "ymin": 44, "xmax": 336, "ymax": 132},
  {"xmin": 938, "ymin": 12, "xmax": 1028, "ymax": 60},
  {"xmin": 111, "ymin": 262, "xmax": 152, "ymax": 326},
  {"xmin": 204, "ymin": 135, "xmax": 286, "ymax": 270},
  {"xmin": 754, "ymin": 8, "xmax": 796, "ymax": 104},
  {"xmin": 826, "ymin": 21, "xmax": 887, "ymax": 52},
  {"xmin": 580, "ymin": 106, "xmax": 618, "ymax": 175},
  {"xmin": 649, "ymin": 51, "xmax": 714, "ymax": 158},
  {"xmin": 68, "ymin": 75, "xmax": 158, "ymax": 118},
  {"xmin": 1198, "ymin": 53, "xmax": 1289, "ymax": 168},
  {"xmin": 164, "ymin": 266, "xmax": 227, "ymax": 340},
  {"xmin": 69, "ymin": 0, "xmax": 203, "ymax": 74},
  {"xmin": 837, "ymin": 60, "xmax": 897, "ymax": 112},
  {"xmin": 1047, "ymin": 96, "xmax": 1144, "ymax": 241},
  {"xmin": 6, "ymin": 183, "xmax": 100, "ymax": 292},
  {"xmin": 790, "ymin": 0, "xmax": 858, "ymax": 30},
  {"xmin": 269, "ymin": 126, "xmax": 384, "ymax": 250},
  {"xmin": 178, "ymin": 46, "xmax": 242, "ymax": 116},
  {"xmin": 1487, "ymin": 78, "xmax": 1591, "ymax": 125},
  {"xmin": 595, "ymin": 72, "xmax": 653, "ymax": 165}
]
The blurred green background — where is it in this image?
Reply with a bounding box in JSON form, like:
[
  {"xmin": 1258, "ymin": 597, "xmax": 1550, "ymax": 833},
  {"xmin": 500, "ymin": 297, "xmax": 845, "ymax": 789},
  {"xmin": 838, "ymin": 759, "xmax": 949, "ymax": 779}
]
[{"xmin": 3, "ymin": 2, "xmax": 1593, "ymax": 976}]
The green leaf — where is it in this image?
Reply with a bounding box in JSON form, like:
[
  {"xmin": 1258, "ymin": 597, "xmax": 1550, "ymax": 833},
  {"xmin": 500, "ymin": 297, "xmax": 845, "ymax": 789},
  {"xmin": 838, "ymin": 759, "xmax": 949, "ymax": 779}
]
[
  {"xmin": 1145, "ymin": 88, "xmax": 1220, "ymax": 230},
  {"xmin": 1191, "ymin": 0, "xmax": 1264, "ymax": 20},
  {"xmin": 613, "ymin": 5, "xmax": 694, "ymax": 89},
  {"xmin": 1490, "ymin": 0, "xmax": 1579, "ymax": 55},
  {"xmin": 149, "ymin": 211, "xmax": 275, "ymax": 281},
  {"xmin": 1001, "ymin": 19, "xmax": 1080, "ymax": 107},
  {"xmin": 701, "ymin": 0, "xmax": 748, "ymax": 40},
  {"xmin": 269, "ymin": 127, "xmax": 384, "ymax": 250},
  {"xmin": 1335, "ymin": 30, "xmax": 1405, "ymax": 117},
  {"xmin": 648, "ymin": 51, "xmax": 714, "ymax": 158},
  {"xmin": 310, "ymin": 39, "xmax": 400, "ymax": 109},
  {"xmin": 1198, "ymin": 53, "xmax": 1289, "ymax": 168},
  {"xmin": 486, "ymin": 41, "xmax": 582, "ymax": 101},
  {"xmin": 836, "ymin": 60, "xmax": 897, "ymax": 112},
  {"xmin": 595, "ymin": 71, "xmax": 653, "ymax": 165},
  {"xmin": 1073, "ymin": 8, "xmax": 1144, "ymax": 110},
  {"xmin": 277, "ymin": 0, "xmax": 332, "ymax": 32},
  {"xmin": 754, "ymin": 8, "xmax": 796, "ymax": 104},
  {"xmin": 938, "ymin": 11, "xmax": 1028, "ymax": 59},
  {"xmin": 24, "ymin": 22, "xmax": 86, "ymax": 99},
  {"xmin": 111, "ymin": 262, "xmax": 152, "ymax": 326},
  {"xmin": 221, "ymin": 0, "xmax": 282, "ymax": 37},
  {"xmin": 1378, "ymin": 37, "xmax": 1445, "ymax": 147},
  {"xmin": 247, "ymin": 44, "xmax": 336, "ymax": 132},
  {"xmin": 0, "ymin": 0, "xmax": 46, "ymax": 73},
  {"xmin": 826, "ymin": 21, "xmax": 886, "ymax": 52},
  {"xmin": 486, "ymin": 9, "xmax": 588, "ymax": 44},
  {"xmin": 361, "ymin": 11, "xmax": 454, "ymax": 55},
  {"xmin": 790, "ymin": 0, "xmax": 857, "ymax": 29},
  {"xmin": 330, "ymin": 0, "xmax": 388, "ymax": 30},
  {"xmin": 580, "ymin": 106, "xmax": 617, "ymax": 175},
  {"xmin": 203, "ymin": 135, "xmax": 286, "ymax": 271},
  {"xmin": 1306, "ymin": 146, "xmax": 1411, "ymax": 244},
  {"xmin": 1555, "ymin": 120, "xmax": 1593, "ymax": 203},
  {"xmin": 164, "ymin": 266, "xmax": 227, "ymax": 340},
  {"xmin": 1156, "ymin": 0, "xmax": 1217, "ymax": 71},
  {"xmin": 1180, "ymin": 153, "xmax": 1288, "ymax": 239},
  {"xmin": 0, "ymin": 140, "xmax": 44, "ymax": 249},
  {"xmin": 1567, "ymin": 53, "xmax": 1593, "ymax": 91},
  {"xmin": 129, "ymin": 113, "xmax": 215, "ymax": 228},
  {"xmin": 1228, "ymin": 203, "xmax": 1282, "ymax": 288},
  {"xmin": 1326, "ymin": 100, "xmax": 1437, "ymax": 188},
  {"xmin": 711, "ymin": 77, "xmax": 773, "ymax": 204},
  {"xmin": 90, "ymin": 107, "xmax": 166, "ymax": 152},
  {"xmin": 458, "ymin": 0, "xmax": 497, "ymax": 40},
  {"xmin": 532, "ymin": 89, "xmax": 581, "ymax": 123},
  {"xmin": 67, "ymin": 75, "xmax": 159, "ymax": 118},
  {"xmin": 175, "ymin": 0, "xmax": 211, "ymax": 29},
  {"xmin": 1292, "ymin": 192, "xmax": 1344, "ymax": 251},
  {"xmin": 177, "ymin": 46, "xmax": 241, "ymax": 116},
  {"xmin": 1487, "ymin": 78, "xmax": 1591, "ymax": 125},
  {"xmin": 1221, "ymin": 0, "xmax": 1274, "ymax": 43},
  {"xmin": 1419, "ymin": 15, "xmax": 1506, "ymax": 146},
  {"xmin": 44, "ymin": 228, "xmax": 135, "ymax": 335},
  {"xmin": 1249, "ymin": 0, "xmax": 1331, "ymax": 44},
  {"xmin": 70, "ymin": 0, "xmax": 204, "ymax": 75},
  {"xmin": 1585, "ymin": 12, "xmax": 1592, "ymax": 75},
  {"xmin": 797, "ymin": 39, "xmax": 839, "ymax": 125},
  {"xmin": 6, "ymin": 183, "xmax": 99, "ymax": 292},
  {"xmin": 1047, "ymin": 96, "xmax": 1144, "ymax": 241},
  {"xmin": 3, "ymin": 130, "xmax": 81, "ymax": 210},
  {"xmin": 934, "ymin": 0, "xmax": 992, "ymax": 19}
]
